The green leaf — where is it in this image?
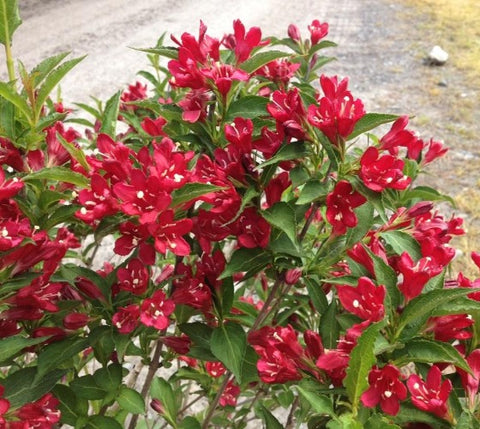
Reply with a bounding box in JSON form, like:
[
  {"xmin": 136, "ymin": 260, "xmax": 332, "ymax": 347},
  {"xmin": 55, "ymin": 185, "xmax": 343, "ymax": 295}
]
[
  {"xmin": 402, "ymin": 186, "xmax": 455, "ymax": 206},
  {"xmin": 256, "ymin": 404, "xmax": 283, "ymax": 429},
  {"xmin": 225, "ymin": 95, "xmax": 268, "ymax": 121},
  {"xmin": 23, "ymin": 166, "xmax": 89, "ymax": 187},
  {"xmin": 304, "ymin": 277, "xmax": 328, "ymax": 314},
  {"xmin": 296, "ymin": 386, "xmax": 335, "ymax": 416},
  {"xmin": 3, "ymin": 367, "xmax": 66, "ymax": 407},
  {"xmin": 365, "ymin": 414, "xmax": 401, "ymax": 429},
  {"xmin": 58, "ymin": 263, "xmax": 110, "ymax": 301},
  {"xmin": 179, "ymin": 416, "xmax": 202, "ymax": 429},
  {"xmin": 57, "ymin": 132, "xmax": 90, "ymax": 171},
  {"xmin": 93, "ymin": 363, "xmax": 123, "ymax": 392},
  {"xmin": 37, "ymin": 337, "xmax": 89, "ymax": 378},
  {"xmin": 0, "ymin": 93, "xmax": 15, "ymax": 138},
  {"xmin": 29, "ymin": 52, "xmax": 70, "ymax": 88},
  {"xmin": 42, "ymin": 204, "xmax": 78, "ymax": 231},
  {"xmin": 380, "ymin": 230, "xmax": 422, "ymax": 260},
  {"xmin": 259, "ymin": 140, "xmax": 311, "ymax": 169},
  {"xmin": 320, "ymin": 299, "xmax": 340, "ymax": 349},
  {"xmin": 344, "ymin": 321, "xmax": 384, "ymax": 413},
  {"xmin": 296, "ymin": 180, "xmax": 330, "ymax": 205},
  {"xmin": 0, "ymin": 336, "xmax": 48, "ymax": 364},
  {"xmin": 211, "ymin": 322, "xmax": 247, "ymax": 383},
  {"xmin": 240, "ymin": 50, "xmax": 290, "ymax": 73},
  {"xmin": 132, "ymin": 45, "xmax": 178, "ymax": 59},
  {"xmin": 117, "ymin": 386, "xmax": 145, "ymax": 414},
  {"xmin": 0, "ymin": 0, "xmax": 21, "ymax": 46},
  {"xmin": 70, "ymin": 374, "xmax": 107, "ymax": 400},
  {"xmin": 99, "ymin": 91, "xmax": 121, "ymax": 137},
  {"xmin": 396, "ymin": 287, "xmax": 480, "ymax": 341},
  {"xmin": 219, "ymin": 247, "xmax": 271, "ymax": 280},
  {"xmin": 85, "ymin": 415, "xmax": 123, "ymax": 429},
  {"xmin": 393, "ymin": 403, "xmax": 450, "ymax": 428},
  {"xmin": 34, "ymin": 56, "xmax": 86, "ymax": 119},
  {"xmin": 347, "ymin": 113, "xmax": 398, "ymax": 140},
  {"xmin": 240, "ymin": 345, "xmax": 259, "ymax": 385},
  {"xmin": 170, "ymin": 183, "xmax": 224, "ymax": 208},
  {"xmin": 0, "ymin": 81, "xmax": 32, "ymax": 122},
  {"xmin": 395, "ymin": 339, "xmax": 471, "ymax": 373},
  {"xmin": 367, "ymin": 247, "xmax": 400, "ymax": 314},
  {"xmin": 150, "ymin": 377, "xmax": 178, "ymax": 425},
  {"xmin": 261, "ymin": 201, "xmax": 298, "ymax": 245},
  {"xmin": 346, "ymin": 202, "xmax": 374, "ymax": 248},
  {"xmin": 52, "ymin": 384, "xmax": 88, "ymax": 426}
]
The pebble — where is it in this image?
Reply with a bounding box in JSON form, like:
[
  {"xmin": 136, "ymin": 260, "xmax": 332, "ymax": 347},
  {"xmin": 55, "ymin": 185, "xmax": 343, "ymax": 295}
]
[{"xmin": 427, "ymin": 45, "xmax": 449, "ymax": 65}]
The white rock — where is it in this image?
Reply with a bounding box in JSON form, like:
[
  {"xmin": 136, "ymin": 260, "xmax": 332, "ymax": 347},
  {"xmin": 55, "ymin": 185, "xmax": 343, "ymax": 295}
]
[{"xmin": 428, "ymin": 45, "xmax": 449, "ymax": 65}]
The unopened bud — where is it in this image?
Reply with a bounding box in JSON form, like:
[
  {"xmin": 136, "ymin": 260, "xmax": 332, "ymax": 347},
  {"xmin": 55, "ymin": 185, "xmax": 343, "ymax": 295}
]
[{"xmin": 287, "ymin": 24, "xmax": 301, "ymax": 42}]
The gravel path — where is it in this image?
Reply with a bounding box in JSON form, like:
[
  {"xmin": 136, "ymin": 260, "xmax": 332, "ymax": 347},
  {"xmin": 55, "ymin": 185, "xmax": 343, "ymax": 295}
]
[{"xmin": 11, "ymin": 0, "xmax": 405, "ymax": 107}]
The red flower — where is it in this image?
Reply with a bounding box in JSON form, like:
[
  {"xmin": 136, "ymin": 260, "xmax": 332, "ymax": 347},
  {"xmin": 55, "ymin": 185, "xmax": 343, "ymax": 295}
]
[
  {"xmin": 316, "ymin": 322, "xmax": 366, "ymax": 386},
  {"xmin": 361, "ymin": 364, "xmax": 407, "ymax": 415},
  {"xmin": 308, "ymin": 20, "xmax": 329, "ymax": 45},
  {"xmin": 140, "ymin": 116, "xmax": 167, "ymax": 137},
  {"xmin": 267, "ymin": 88, "xmax": 306, "ymax": 139},
  {"xmin": 63, "ymin": 312, "xmax": 89, "ymax": 330},
  {"xmin": 234, "ymin": 207, "xmax": 271, "ymax": 249},
  {"xmin": 457, "ymin": 349, "xmax": 480, "ymax": 410},
  {"xmin": 16, "ymin": 393, "xmax": 61, "ymax": 426},
  {"xmin": 225, "ymin": 19, "xmax": 265, "ymax": 63},
  {"xmin": 380, "ymin": 115, "xmax": 419, "ymax": 156},
  {"xmin": 76, "ymin": 173, "xmax": 119, "ymax": 225},
  {"xmin": 308, "ymin": 75, "xmax": 365, "ymax": 145},
  {"xmin": 178, "ymin": 89, "xmax": 210, "ymax": 123},
  {"xmin": 160, "ymin": 335, "xmax": 191, "ymax": 355},
  {"xmin": 360, "ymin": 146, "xmax": 411, "ymax": 192},
  {"xmin": 249, "ymin": 325, "xmax": 304, "ymax": 384},
  {"xmin": 140, "ymin": 290, "xmax": 175, "ymax": 330},
  {"xmin": 112, "ymin": 304, "xmax": 140, "ymax": 334},
  {"xmin": 224, "ymin": 117, "xmax": 254, "ymax": 153},
  {"xmin": 206, "ymin": 361, "xmax": 227, "ymax": 378},
  {"xmin": 326, "ymin": 180, "xmax": 366, "ymax": 235},
  {"xmin": 219, "ymin": 380, "xmax": 241, "ymax": 407},
  {"xmin": 407, "ymin": 366, "xmax": 452, "ymax": 419},
  {"xmin": 117, "ymin": 258, "xmax": 150, "ymax": 295},
  {"xmin": 256, "ymin": 59, "xmax": 300, "ymax": 88},
  {"xmin": 113, "ymin": 169, "xmax": 171, "ymax": 224},
  {"xmin": 201, "ymin": 63, "xmax": 249, "ymax": 98},
  {"xmin": 0, "ymin": 168, "xmax": 23, "ymax": 201},
  {"xmin": 121, "ymin": 81, "xmax": 148, "ymax": 108},
  {"xmin": 337, "ymin": 277, "xmax": 385, "ymax": 322},
  {"xmin": 426, "ymin": 314, "xmax": 473, "ymax": 342},
  {"xmin": 397, "ymin": 252, "xmax": 440, "ymax": 301},
  {"xmin": 148, "ymin": 210, "xmax": 193, "ymax": 256}
]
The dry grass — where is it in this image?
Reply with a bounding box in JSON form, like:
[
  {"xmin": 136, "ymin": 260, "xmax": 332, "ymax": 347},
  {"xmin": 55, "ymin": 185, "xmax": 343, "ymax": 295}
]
[
  {"xmin": 403, "ymin": 0, "xmax": 480, "ymax": 85},
  {"xmin": 400, "ymin": 0, "xmax": 480, "ymax": 277}
]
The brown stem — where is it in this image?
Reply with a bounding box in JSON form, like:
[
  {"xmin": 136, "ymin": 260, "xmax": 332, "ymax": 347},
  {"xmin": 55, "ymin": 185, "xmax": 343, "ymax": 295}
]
[
  {"xmin": 285, "ymin": 396, "xmax": 300, "ymax": 429},
  {"xmin": 298, "ymin": 201, "xmax": 321, "ymax": 243},
  {"xmin": 127, "ymin": 340, "xmax": 163, "ymax": 429},
  {"xmin": 201, "ymin": 371, "xmax": 232, "ymax": 429},
  {"xmin": 251, "ymin": 274, "xmax": 284, "ymax": 331}
]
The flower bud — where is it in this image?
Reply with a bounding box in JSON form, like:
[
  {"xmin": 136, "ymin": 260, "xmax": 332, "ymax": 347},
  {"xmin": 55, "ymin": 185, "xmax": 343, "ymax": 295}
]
[
  {"xmin": 287, "ymin": 24, "xmax": 301, "ymax": 42},
  {"xmin": 63, "ymin": 313, "xmax": 89, "ymax": 330},
  {"xmin": 285, "ymin": 268, "xmax": 302, "ymax": 285}
]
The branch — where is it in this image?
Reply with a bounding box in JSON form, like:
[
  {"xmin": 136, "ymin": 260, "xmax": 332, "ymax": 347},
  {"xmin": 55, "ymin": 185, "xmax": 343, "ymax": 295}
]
[{"xmin": 127, "ymin": 340, "xmax": 163, "ymax": 429}]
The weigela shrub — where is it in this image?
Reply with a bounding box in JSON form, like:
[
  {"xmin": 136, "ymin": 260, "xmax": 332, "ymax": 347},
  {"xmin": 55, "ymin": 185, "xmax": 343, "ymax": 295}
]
[{"xmin": 0, "ymin": 4, "xmax": 479, "ymax": 428}]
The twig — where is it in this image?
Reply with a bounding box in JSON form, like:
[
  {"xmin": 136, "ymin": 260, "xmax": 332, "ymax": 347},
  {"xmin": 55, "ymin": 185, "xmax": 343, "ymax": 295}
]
[
  {"xmin": 285, "ymin": 396, "xmax": 299, "ymax": 429},
  {"xmin": 201, "ymin": 371, "xmax": 232, "ymax": 429},
  {"xmin": 127, "ymin": 340, "xmax": 164, "ymax": 429}
]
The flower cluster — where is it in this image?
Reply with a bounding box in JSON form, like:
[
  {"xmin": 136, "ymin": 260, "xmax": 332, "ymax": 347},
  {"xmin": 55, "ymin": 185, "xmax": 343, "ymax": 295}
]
[{"xmin": 0, "ymin": 9, "xmax": 478, "ymax": 429}]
